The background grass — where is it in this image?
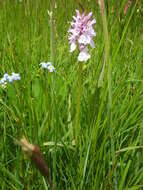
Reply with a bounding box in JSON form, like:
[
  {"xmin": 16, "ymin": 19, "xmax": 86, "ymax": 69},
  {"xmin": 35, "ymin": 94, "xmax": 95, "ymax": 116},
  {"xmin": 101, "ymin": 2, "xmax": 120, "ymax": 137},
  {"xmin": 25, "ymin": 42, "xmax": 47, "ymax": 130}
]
[{"xmin": 0, "ymin": 0, "xmax": 143, "ymax": 189}]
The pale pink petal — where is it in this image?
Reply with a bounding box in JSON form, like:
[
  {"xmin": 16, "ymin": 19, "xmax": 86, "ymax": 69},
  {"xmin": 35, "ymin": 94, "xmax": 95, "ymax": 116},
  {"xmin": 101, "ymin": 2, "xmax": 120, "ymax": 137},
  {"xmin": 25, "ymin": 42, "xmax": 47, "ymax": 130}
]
[
  {"xmin": 70, "ymin": 43, "xmax": 76, "ymax": 52},
  {"xmin": 90, "ymin": 39, "xmax": 95, "ymax": 48},
  {"xmin": 76, "ymin": 10, "xmax": 80, "ymax": 16},
  {"xmin": 78, "ymin": 48, "xmax": 90, "ymax": 62},
  {"xmin": 86, "ymin": 12, "xmax": 93, "ymax": 20},
  {"xmin": 78, "ymin": 34, "xmax": 91, "ymax": 45},
  {"xmin": 88, "ymin": 19, "xmax": 96, "ymax": 26}
]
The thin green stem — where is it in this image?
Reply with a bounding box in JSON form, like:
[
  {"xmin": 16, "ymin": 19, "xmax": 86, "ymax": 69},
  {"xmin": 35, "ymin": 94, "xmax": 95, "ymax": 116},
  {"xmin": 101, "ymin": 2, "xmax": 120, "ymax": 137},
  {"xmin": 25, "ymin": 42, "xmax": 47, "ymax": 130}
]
[
  {"xmin": 50, "ymin": 0, "xmax": 56, "ymax": 189},
  {"xmin": 50, "ymin": 4, "xmax": 55, "ymax": 64},
  {"xmin": 75, "ymin": 63, "xmax": 82, "ymax": 145}
]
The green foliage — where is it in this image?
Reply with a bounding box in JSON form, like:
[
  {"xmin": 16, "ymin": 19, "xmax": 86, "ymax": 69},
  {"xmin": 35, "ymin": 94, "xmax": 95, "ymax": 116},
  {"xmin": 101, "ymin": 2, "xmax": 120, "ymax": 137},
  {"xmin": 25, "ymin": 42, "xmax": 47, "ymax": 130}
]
[{"xmin": 0, "ymin": 0, "xmax": 143, "ymax": 189}]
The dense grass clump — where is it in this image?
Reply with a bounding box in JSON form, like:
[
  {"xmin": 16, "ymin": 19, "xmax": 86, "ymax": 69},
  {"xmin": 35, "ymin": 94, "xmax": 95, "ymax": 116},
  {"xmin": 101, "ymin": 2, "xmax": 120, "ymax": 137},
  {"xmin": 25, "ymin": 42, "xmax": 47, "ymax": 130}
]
[{"xmin": 0, "ymin": 0, "xmax": 143, "ymax": 189}]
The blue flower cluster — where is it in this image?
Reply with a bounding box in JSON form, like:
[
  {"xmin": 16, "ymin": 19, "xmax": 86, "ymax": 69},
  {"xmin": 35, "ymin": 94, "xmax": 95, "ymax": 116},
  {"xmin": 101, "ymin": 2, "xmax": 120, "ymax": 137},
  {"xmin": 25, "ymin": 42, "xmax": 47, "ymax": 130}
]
[{"xmin": 0, "ymin": 72, "xmax": 21, "ymax": 84}]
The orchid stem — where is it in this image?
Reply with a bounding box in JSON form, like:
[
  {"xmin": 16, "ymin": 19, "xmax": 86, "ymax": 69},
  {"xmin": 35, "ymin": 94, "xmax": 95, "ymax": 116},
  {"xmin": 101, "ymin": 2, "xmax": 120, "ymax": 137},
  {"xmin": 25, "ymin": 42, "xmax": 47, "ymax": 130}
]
[{"xmin": 75, "ymin": 63, "xmax": 82, "ymax": 146}]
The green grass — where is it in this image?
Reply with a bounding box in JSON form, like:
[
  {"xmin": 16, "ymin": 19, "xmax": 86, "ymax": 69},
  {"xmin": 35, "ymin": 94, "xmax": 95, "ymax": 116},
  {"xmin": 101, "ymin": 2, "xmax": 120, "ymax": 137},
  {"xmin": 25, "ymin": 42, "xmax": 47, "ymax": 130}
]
[{"xmin": 0, "ymin": 0, "xmax": 143, "ymax": 189}]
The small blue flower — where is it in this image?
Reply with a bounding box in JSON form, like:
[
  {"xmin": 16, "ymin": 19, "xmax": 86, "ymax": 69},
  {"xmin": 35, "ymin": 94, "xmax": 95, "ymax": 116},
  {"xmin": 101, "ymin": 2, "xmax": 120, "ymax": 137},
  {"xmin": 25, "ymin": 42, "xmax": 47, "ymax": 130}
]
[
  {"xmin": 0, "ymin": 72, "xmax": 21, "ymax": 85},
  {"xmin": 3, "ymin": 73, "xmax": 9, "ymax": 80},
  {"xmin": 11, "ymin": 72, "xmax": 21, "ymax": 81},
  {"xmin": 40, "ymin": 62, "xmax": 49, "ymax": 69},
  {"xmin": 47, "ymin": 64, "xmax": 55, "ymax": 72},
  {"xmin": 0, "ymin": 78, "xmax": 7, "ymax": 84},
  {"xmin": 7, "ymin": 76, "xmax": 13, "ymax": 83},
  {"xmin": 40, "ymin": 62, "xmax": 55, "ymax": 72}
]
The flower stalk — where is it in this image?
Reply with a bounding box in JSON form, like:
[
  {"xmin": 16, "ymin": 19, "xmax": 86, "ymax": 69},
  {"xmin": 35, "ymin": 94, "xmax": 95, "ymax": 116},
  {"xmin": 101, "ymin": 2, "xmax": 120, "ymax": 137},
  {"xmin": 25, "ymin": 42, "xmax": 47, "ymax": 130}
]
[{"xmin": 75, "ymin": 62, "xmax": 82, "ymax": 144}]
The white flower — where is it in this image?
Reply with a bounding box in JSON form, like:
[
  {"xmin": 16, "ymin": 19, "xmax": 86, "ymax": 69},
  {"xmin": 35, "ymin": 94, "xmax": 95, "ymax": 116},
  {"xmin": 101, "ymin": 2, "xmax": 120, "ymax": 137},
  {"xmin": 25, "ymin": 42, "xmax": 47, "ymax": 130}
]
[
  {"xmin": 0, "ymin": 78, "xmax": 6, "ymax": 84},
  {"xmin": 0, "ymin": 72, "xmax": 21, "ymax": 85},
  {"xmin": 11, "ymin": 72, "xmax": 21, "ymax": 81},
  {"xmin": 78, "ymin": 47, "xmax": 90, "ymax": 62},
  {"xmin": 0, "ymin": 74, "xmax": 8, "ymax": 84},
  {"xmin": 40, "ymin": 62, "xmax": 55, "ymax": 72},
  {"xmin": 47, "ymin": 65, "xmax": 55, "ymax": 72},
  {"xmin": 3, "ymin": 73, "xmax": 9, "ymax": 80},
  {"xmin": 40, "ymin": 62, "xmax": 50, "ymax": 69},
  {"xmin": 7, "ymin": 76, "xmax": 13, "ymax": 82},
  {"xmin": 78, "ymin": 34, "xmax": 91, "ymax": 45}
]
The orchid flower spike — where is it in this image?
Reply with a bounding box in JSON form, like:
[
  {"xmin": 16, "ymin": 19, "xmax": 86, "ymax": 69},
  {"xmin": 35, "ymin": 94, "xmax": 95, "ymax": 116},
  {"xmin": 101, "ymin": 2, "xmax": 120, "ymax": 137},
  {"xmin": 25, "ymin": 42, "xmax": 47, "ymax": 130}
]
[{"xmin": 68, "ymin": 10, "xmax": 96, "ymax": 62}]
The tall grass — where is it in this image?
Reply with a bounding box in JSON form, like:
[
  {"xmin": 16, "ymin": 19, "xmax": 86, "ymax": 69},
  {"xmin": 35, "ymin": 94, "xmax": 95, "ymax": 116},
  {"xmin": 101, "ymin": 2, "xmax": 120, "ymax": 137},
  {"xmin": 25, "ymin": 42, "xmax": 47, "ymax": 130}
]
[{"xmin": 0, "ymin": 0, "xmax": 143, "ymax": 189}]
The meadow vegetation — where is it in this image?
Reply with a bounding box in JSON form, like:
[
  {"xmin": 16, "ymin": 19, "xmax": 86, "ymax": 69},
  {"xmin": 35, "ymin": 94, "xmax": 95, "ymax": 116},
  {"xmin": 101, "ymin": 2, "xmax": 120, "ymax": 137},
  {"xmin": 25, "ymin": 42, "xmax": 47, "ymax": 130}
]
[{"xmin": 0, "ymin": 0, "xmax": 143, "ymax": 189}]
